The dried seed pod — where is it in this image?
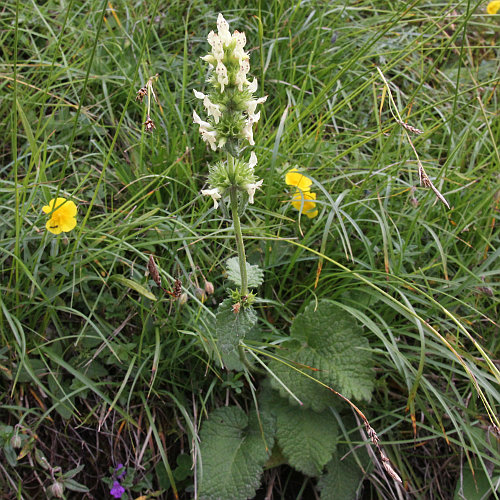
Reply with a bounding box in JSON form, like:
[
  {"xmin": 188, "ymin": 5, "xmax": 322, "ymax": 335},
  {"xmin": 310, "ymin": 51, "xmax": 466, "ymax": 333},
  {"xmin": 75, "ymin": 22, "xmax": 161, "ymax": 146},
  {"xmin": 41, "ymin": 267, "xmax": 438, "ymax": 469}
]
[
  {"xmin": 147, "ymin": 255, "xmax": 162, "ymax": 288},
  {"xmin": 171, "ymin": 279, "xmax": 182, "ymax": 299}
]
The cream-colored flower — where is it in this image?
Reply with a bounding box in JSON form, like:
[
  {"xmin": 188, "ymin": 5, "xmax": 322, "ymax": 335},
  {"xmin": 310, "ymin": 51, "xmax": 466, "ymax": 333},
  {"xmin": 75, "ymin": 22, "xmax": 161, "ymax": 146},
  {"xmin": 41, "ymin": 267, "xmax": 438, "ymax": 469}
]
[
  {"xmin": 217, "ymin": 13, "xmax": 232, "ymax": 45},
  {"xmin": 232, "ymin": 31, "xmax": 247, "ymax": 63},
  {"xmin": 201, "ymin": 187, "xmax": 222, "ymax": 209},
  {"xmin": 248, "ymin": 110, "xmax": 261, "ymax": 123},
  {"xmin": 247, "ymin": 77, "xmax": 258, "ymax": 94},
  {"xmin": 248, "ymin": 152, "xmax": 257, "ymax": 170},
  {"xmin": 193, "ymin": 90, "xmax": 222, "ymax": 123},
  {"xmin": 216, "ymin": 61, "xmax": 229, "ymax": 92},
  {"xmin": 242, "ymin": 119, "xmax": 255, "ymax": 145},
  {"xmin": 207, "ymin": 31, "xmax": 224, "ymax": 61},
  {"xmin": 193, "ymin": 110, "xmax": 219, "ymax": 150},
  {"xmin": 193, "ymin": 110, "xmax": 211, "ymax": 129},
  {"xmin": 235, "ymin": 59, "xmax": 250, "ymax": 91},
  {"xmin": 246, "ymin": 96, "xmax": 267, "ymax": 116},
  {"xmin": 245, "ymin": 179, "xmax": 263, "ymax": 204},
  {"xmin": 232, "ymin": 30, "xmax": 246, "ymax": 49}
]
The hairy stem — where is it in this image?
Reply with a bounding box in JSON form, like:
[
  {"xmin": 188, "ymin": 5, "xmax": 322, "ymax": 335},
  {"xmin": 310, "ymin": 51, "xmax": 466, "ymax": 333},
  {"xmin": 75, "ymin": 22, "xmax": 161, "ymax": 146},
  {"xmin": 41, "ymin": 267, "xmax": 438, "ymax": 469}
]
[{"xmin": 228, "ymin": 154, "xmax": 248, "ymax": 296}]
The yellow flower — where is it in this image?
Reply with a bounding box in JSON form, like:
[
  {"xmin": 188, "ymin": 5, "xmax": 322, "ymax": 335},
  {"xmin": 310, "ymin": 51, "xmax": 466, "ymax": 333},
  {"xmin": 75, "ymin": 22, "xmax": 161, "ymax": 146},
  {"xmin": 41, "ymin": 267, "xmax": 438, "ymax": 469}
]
[
  {"xmin": 42, "ymin": 197, "xmax": 77, "ymax": 234},
  {"xmin": 291, "ymin": 190, "xmax": 318, "ymax": 219},
  {"xmin": 487, "ymin": 1, "xmax": 500, "ymax": 14},
  {"xmin": 285, "ymin": 168, "xmax": 313, "ymax": 192}
]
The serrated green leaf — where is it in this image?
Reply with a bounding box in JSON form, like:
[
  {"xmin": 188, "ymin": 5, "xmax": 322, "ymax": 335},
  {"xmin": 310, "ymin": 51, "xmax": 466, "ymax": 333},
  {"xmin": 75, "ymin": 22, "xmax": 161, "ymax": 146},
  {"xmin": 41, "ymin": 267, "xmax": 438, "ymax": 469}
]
[
  {"xmin": 318, "ymin": 446, "xmax": 365, "ymax": 500},
  {"xmin": 261, "ymin": 391, "xmax": 338, "ymax": 476},
  {"xmin": 226, "ymin": 257, "xmax": 264, "ymax": 289},
  {"xmin": 199, "ymin": 406, "xmax": 275, "ymax": 500},
  {"xmin": 110, "ymin": 275, "xmax": 156, "ymax": 301},
  {"xmin": 216, "ymin": 299, "xmax": 257, "ymax": 370},
  {"xmin": 276, "ymin": 405, "xmax": 338, "ymax": 476},
  {"xmin": 270, "ymin": 300, "xmax": 374, "ymax": 412}
]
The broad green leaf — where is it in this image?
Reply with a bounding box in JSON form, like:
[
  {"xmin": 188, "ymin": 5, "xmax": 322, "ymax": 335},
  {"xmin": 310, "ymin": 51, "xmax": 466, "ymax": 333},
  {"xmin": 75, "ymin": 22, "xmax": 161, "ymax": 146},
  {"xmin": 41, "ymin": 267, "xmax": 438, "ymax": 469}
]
[
  {"xmin": 216, "ymin": 299, "xmax": 257, "ymax": 370},
  {"xmin": 261, "ymin": 390, "xmax": 339, "ymax": 476},
  {"xmin": 454, "ymin": 467, "xmax": 494, "ymax": 500},
  {"xmin": 110, "ymin": 275, "xmax": 156, "ymax": 301},
  {"xmin": 14, "ymin": 358, "xmax": 46, "ymax": 383},
  {"xmin": 270, "ymin": 300, "xmax": 374, "ymax": 412},
  {"xmin": 226, "ymin": 257, "xmax": 264, "ymax": 289},
  {"xmin": 62, "ymin": 464, "xmax": 85, "ymax": 479},
  {"xmin": 3, "ymin": 445, "xmax": 17, "ymax": 467},
  {"xmin": 48, "ymin": 371, "xmax": 75, "ymax": 420},
  {"xmin": 199, "ymin": 406, "xmax": 275, "ymax": 500},
  {"xmin": 63, "ymin": 478, "xmax": 90, "ymax": 493},
  {"xmin": 318, "ymin": 446, "xmax": 365, "ymax": 500}
]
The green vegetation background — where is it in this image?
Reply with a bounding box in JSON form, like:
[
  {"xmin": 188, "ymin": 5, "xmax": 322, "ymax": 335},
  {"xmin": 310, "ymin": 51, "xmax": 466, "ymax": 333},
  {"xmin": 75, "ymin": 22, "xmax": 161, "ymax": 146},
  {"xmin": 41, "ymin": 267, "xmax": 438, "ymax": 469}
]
[{"xmin": 0, "ymin": 0, "xmax": 498, "ymax": 498}]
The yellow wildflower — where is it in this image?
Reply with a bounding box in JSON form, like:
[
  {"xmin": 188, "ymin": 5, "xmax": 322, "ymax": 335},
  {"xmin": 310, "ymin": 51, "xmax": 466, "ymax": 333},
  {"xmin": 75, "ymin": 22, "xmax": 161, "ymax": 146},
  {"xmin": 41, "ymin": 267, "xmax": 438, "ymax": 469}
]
[
  {"xmin": 42, "ymin": 197, "xmax": 77, "ymax": 234},
  {"xmin": 291, "ymin": 190, "xmax": 318, "ymax": 219},
  {"xmin": 487, "ymin": 1, "xmax": 500, "ymax": 14},
  {"xmin": 285, "ymin": 168, "xmax": 313, "ymax": 192}
]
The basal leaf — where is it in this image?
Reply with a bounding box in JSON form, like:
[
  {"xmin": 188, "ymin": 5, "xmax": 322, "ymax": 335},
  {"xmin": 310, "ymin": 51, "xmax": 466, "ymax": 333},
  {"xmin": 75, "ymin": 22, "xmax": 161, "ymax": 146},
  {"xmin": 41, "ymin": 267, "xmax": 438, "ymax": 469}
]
[
  {"xmin": 270, "ymin": 300, "xmax": 374, "ymax": 412},
  {"xmin": 226, "ymin": 257, "xmax": 264, "ymax": 289},
  {"xmin": 199, "ymin": 406, "xmax": 275, "ymax": 500},
  {"xmin": 318, "ymin": 446, "xmax": 365, "ymax": 500},
  {"xmin": 261, "ymin": 390, "xmax": 339, "ymax": 476}
]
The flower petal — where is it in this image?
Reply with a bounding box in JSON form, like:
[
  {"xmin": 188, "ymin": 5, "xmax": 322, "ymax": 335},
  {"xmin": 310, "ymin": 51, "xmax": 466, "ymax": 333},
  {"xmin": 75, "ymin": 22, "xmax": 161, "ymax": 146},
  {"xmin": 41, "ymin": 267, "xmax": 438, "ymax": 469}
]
[
  {"xmin": 59, "ymin": 216, "xmax": 77, "ymax": 233},
  {"xmin": 248, "ymin": 152, "xmax": 257, "ymax": 170},
  {"xmin": 246, "ymin": 179, "xmax": 263, "ymax": 204},
  {"xmin": 46, "ymin": 218, "xmax": 62, "ymax": 235},
  {"xmin": 285, "ymin": 169, "xmax": 313, "ymax": 191},
  {"xmin": 201, "ymin": 188, "xmax": 222, "ymax": 209},
  {"xmin": 291, "ymin": 190, "xmax": 318, "ymax": 218},
  {"xmin": 487, "ymin": 1, "xmax": 500, "ymax": 14},
  {"xmin": 217, "ymin": 13, "xmax": 231, "ymax": 45}
]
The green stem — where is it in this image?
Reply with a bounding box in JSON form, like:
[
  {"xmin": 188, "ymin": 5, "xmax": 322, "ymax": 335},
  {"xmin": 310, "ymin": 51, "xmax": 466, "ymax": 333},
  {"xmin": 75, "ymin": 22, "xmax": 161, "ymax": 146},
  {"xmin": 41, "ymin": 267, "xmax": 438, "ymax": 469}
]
[{"xmin": 228, "ymin": 154, "xmax": 248, "ymax": 296}]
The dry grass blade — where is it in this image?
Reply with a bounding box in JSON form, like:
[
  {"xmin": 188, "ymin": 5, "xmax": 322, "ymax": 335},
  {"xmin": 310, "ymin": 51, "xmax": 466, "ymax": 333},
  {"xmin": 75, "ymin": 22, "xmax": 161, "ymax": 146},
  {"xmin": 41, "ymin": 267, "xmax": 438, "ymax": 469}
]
[{"xmin": 418, "ymin": 163, "xmax": 451, "ymax": 210}]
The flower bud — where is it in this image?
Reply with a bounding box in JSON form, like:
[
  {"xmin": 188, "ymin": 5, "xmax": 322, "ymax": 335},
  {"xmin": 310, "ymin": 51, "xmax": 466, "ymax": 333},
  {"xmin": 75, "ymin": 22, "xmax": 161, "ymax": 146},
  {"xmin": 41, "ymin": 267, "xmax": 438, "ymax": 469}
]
[
  {"xmin": 204, "ymin": 280, "xmax": 215, "ymax": 295},
  {"xmin": 179, "ymin": 293, "xmax": 188, "ymax": 305},
  {"xmin": 10, "ymin": 434, "xmax": 21, "ymax": 449},
  {"xmin": 194, "ymin": 287, "xmax": 207, "ymax": 302},
  {"xmin": 49, "ymin": 482, "xmax": 64, "ymax": 498}
]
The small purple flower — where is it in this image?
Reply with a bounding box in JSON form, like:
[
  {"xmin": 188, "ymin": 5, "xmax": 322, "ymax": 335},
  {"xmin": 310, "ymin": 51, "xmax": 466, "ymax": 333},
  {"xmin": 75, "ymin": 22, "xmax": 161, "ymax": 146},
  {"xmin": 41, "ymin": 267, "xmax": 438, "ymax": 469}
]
[
  {"xmin": 115, "ymin": 463, "xmax": 126, "ymax": 480},
  {"xmin": 110, "ymin": 480, "xmax": 125, "ymax": 499}
]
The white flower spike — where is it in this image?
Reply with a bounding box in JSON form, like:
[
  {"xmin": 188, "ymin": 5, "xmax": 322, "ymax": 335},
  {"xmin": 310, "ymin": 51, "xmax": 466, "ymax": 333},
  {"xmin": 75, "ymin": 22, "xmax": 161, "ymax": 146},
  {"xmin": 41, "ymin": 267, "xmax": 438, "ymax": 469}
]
[{"xmin": 194, "ymin": 13, "xmax": 266, "ymax": 151}]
